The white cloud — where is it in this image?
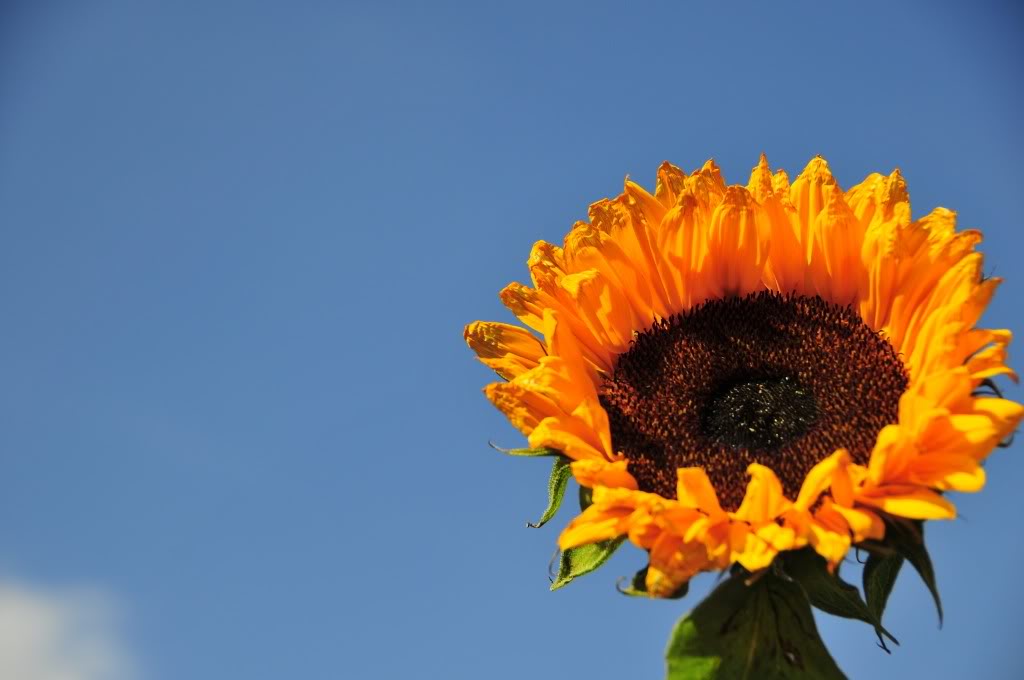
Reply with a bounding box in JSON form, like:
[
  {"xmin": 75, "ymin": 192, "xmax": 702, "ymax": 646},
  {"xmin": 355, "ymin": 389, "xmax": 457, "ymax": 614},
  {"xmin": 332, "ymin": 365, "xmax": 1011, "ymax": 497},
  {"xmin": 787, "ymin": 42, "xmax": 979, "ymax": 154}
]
[{"xmin": 0, "ymin": 580, "xmax": 137, "ymax": 680}]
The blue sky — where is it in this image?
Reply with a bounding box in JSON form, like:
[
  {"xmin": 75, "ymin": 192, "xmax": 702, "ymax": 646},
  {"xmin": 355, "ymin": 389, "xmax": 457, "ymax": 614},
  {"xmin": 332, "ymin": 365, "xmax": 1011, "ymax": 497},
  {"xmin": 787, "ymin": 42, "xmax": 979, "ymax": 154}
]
[{"xmin": 0, "ymin": 1, "xmax": 1022, "ymax": 678}]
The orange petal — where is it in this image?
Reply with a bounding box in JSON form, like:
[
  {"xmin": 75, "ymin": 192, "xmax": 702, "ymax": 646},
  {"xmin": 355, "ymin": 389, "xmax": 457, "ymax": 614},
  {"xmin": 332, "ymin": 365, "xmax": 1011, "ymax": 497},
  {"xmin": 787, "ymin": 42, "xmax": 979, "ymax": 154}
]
[
  {"xmin": 794, "ymin": 449, "xmax": 850, "ymax": 511},
  {"xmin": 528, "ymin": 414, "xmax": 607, "ymax": 462},
  {"xmin": 807, "ymin": 506, "xmax": 852, "ymax": 566},
  {"xmin": 788, "ymin": 156, "xmax": 838, "ymax": 246},
  {"xmin": 464, "ymin": 321, "xmax": 545, "ymax": 380},
  {"xmin": 704, "ymin": 186, "xmax": 768, "ymax": 298},
  {"xmin": 806, "ymin": 185, "xmax": 865, "ymax": 305},
  {"xmin": 484, "ymin": 382, "xmax": 548, "ymax": 434},
  {"xmin": 571, "ymin": 459, "xmax": 637, "ymax": 490},
  {"xmin": 655, "ymin": 161, "xmax": 688, "ymax": 208},
  {"xmin": 558, "ymin": 506, "xmax": 633, "ymax": 549},
  {"xmin": 646, "ymin": 532, "xmax": 709, "ymax": 598},
  {"xmin": 676, "ymin": 468, "xmax": 725, "ymax": 516}
]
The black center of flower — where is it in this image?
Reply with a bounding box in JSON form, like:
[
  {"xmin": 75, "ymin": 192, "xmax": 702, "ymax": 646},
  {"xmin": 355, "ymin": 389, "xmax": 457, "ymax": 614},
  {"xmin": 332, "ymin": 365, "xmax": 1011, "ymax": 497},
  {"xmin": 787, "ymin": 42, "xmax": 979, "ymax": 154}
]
[
  {"xmin": 702, "ymin": 375, "xmax": 819, "ymax": 452},
  {"xmin": 599, "ymin": 291, "xmax": 908, "ymax": 512}
]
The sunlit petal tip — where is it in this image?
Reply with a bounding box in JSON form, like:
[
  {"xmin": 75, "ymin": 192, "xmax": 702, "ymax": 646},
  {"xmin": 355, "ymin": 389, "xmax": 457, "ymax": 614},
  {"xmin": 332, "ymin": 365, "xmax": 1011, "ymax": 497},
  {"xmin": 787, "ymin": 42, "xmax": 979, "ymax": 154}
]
[
  {"xmin": 886, "ymin": 167, "xmax": 908, "ymax": 196},
  {"xmin": 747, "ymin": 154, "xmax": 775, "ymax": 202},
  {"xmin": 655, "ymin": 161, "xmax": 688, "ymax": 207},
  {"xmin": 800, "ymin": 155, "xmax": 834, "ymax": 180},
  {"xmin": 771, "ymin": 168, "xmax": 791, "ymax": 195}
]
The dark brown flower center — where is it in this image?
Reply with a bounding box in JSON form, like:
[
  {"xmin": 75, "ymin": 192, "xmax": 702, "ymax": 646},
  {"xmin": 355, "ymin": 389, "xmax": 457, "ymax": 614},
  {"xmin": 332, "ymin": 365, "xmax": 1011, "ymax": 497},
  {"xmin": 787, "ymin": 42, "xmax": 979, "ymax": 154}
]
[{"xmin": 598, "ymin": 291, "xmax": 908, "ymax": 512}]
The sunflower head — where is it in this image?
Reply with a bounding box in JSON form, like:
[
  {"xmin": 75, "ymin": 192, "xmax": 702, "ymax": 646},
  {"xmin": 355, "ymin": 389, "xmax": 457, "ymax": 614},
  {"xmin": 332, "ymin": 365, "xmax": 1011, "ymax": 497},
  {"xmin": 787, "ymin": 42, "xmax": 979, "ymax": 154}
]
[{"xmin": 466, "ymin": 155, "xmax": 1022, "ymax": 600}]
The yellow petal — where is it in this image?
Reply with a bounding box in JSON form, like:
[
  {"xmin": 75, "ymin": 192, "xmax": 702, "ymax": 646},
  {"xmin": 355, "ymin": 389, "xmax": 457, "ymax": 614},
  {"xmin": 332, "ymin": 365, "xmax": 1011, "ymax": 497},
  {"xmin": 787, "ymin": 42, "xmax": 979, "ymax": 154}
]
[
  {"xmin": 484, "ymin": 382, "xmax": 547, "ymax": 434},
  {"xmin": 789, "ymin": 156, "xmax": 837, "ymax": 246},
  {"xmin": 973, "ymin": 397, "xmax": 1024, "ymax": 438},
  {"xmin": 829, "ymin": 504, "xmax": 884, "ymax": 543},
  {"xmin": 558, "ymin": 506, "xmax": 632, "ymax": 549},
  {"xmin": 754, "ymin": 521, "xmax": 801, "ymax": 552},
  {"xmin": 867, "ymin": 424, "xmax": 912, "ymax": 485},
  {"xmin": 857, "ymin": 486, "xmax": 957, "ymax": 520},
  {"xmin": 807, "ymin": 517, "xmax": 851, "ymax": 566},
  {"xmin": 729, "ymin": 524, "xmax": 778, "ymax": 572},
  {"xmin": 906, "ymin": 453, "xmax": 986, "ymax": 492},
  {"xmin": 732, "ymin": 464, "xmax": 789, "ymax": 522}
]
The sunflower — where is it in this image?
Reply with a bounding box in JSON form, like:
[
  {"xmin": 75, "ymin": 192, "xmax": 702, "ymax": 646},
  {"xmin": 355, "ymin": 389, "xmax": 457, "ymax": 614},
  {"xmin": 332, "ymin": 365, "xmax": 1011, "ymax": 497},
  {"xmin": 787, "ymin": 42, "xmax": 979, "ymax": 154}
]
[{"xmin": 465, "ymin": 155, "xmax": 1022, "ymax": 598}]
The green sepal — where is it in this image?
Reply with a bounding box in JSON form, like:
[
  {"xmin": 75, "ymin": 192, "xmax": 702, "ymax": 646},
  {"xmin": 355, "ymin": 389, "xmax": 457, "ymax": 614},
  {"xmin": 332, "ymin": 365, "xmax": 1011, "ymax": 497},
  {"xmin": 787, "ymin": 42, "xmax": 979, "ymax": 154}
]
[
  {"xmin": 527, "ymin": 456, "xmax": 571, "ymax": 528},
  {"xmin": 616, "ymin": 566, "xmax": 650, "ymax": 597},
  {"xmin": 862, "ymin": 550, "xmax": 903, "ymax": 628},
  {"xmin": 782, "ymin": 549, "xmax": 897, "ymax": 650},
  {"xmin": 883, "ymin": 518, "xmax": 942, "ymax": 625},
  {"xmin": 488, "ymin": 442, "xmax": 562, "ymax": 457},
  {"xmin": 578, "ymin": 484, "xmax": 593, "ymax": 511},
  {"xmin": 665, "ymin": 570, "xmax": 846, "ymax": 680},
  {"xmin": 616, "ymin": 565, "xmax": 689, "ymax": 599},
  {"xmin": 550, "ymin": 538, "xmax": 625, "ymax": 591}
]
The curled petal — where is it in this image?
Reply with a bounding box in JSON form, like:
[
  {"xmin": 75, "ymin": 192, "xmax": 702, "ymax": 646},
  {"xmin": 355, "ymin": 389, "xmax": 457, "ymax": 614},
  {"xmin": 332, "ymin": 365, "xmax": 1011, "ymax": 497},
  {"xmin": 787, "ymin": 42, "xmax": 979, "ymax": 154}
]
[
  {"xmin": 646, "ymin": 533, "xmax": 709, "ymax": 598},
  {"xmin": 807, "ymin": 503, "xmax": 852, "ymax": 566},
  {"xmin": 464, "ymin": 321, "xmax": 545, "ymax": 379},
  {"xmin": 571, "ymin": 459, "xmax": 637, "ymax": 490},
  {"xmin": 829, "ymin": 504, "xmax": 885, "ymax": 543},
  {"xmin": 528, "ymin": 414, "xmax": 608, "ymax": 462},
  {"xmin": 794, "ymin": 449, "xmax": 851, "ymax": 511},
  {"xmin": 732, "ymin": 464, "xmax": 789, "ymax": 523},
  {"xmin": 729, "ymin": 523, "xmax": 778, "ymax": 572}
]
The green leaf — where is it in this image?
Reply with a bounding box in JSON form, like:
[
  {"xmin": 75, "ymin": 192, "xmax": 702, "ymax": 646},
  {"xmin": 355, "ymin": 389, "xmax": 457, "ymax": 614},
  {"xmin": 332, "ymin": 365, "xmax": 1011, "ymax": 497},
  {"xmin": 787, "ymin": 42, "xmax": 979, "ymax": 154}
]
[
  {"xmin": 550, "ymin": 538, "xmax": 625, "ymax": 591},
  {"xmin": 527, "ymin": 456, "xmax": 571, "ymax": 528},
  {"xmin": 885, "ymin": 519, "xmax": 942, "ymax": 625},
  {"xmin": 617, "ymin": 565, "xmax": 689, "ymax": 599},
  {"xmin": 579, "ymin": 484, "xmax": 593, "ymax": 511},
  {"xmin": 665, "ymin": 571, "xmax": 847, "ymax": 680},
  {"xmin": 488, "ymin": 443, "xmax": 562, "ymax": 457},
  {"xmin": 782, "ymin": 549, "xmax": 897, "ymax": 649},
  {"xmin": 862, "ymin": 551, "xmax": 903, "ymax": 627}
]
